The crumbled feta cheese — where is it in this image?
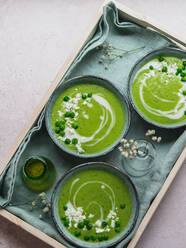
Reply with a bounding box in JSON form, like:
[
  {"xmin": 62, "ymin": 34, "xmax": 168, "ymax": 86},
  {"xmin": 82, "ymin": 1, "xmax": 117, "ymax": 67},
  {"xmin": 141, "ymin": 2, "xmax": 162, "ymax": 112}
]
[
  {"xmin": 65, "ymin": 202, "xmax": 86, "ymax": 227},
  {"xmin": 74, "ymin": 223, "xmax": 78, "ymax": 228},
  {"xmin": 96, "ymin": 228, "xmax": 104, "ymax": 233},
  {"xmin": 76, "ymin": 144, "xmax": 85, "ymax": 153},
  {"xmin": 111, "ymin": 220, "xmax": 115, "ymax": 228},
  {"xmin": 88, "ymin": 214, "xmax": 94, "ymax": 218},
  {"xmin": 95, "ymin": 220, "xmax": 102, "ymax": 227},
  {"xmin": 87, "ymin": 103, "xmax": 93, "ymax": 108},
  {"xmin": 107, "ymin": 210, "xmax": 117, "ymax": 220},
  {"xmin": 167, "ymin": 63, "xmax": 177, "ymax": 75},
  {"xmin": 58, "ymin": 110, "xmax": 62, "ymax": 117}
]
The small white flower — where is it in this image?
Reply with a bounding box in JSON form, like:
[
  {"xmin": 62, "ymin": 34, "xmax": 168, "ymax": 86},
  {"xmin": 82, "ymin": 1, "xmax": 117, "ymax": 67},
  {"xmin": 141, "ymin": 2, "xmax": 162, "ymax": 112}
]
[
  {"xmin": 157, "ymin": 137, "xmax": 162, "ymax": 142},
  {"xmin": 129, "ymin": 155, "xmax": 134, "ymax": 160},
  {"xmin": 129, "ymin": 139, "xmax": 134, "ymax": 143},
  {"xmin": 146, "ymin": 129, "xmax": 154, "ymax": 136},
  {"xmin": 124, "ymin": 143, "xmax": 130, "ymax": 148},
  {"xmin": 39, "ymin": 214, "xmax": 43, "ymax": 219},
  {"xmin": 129, "ymin": 150, "xmax": 133, "ymax": 155},
  {"xmin": 133, "ymin": 150, "xmax": 137, "ymax": 155},
  {"xmin": 122, "ymin": 151, "xmax": 129, "ymax": 158},
  {"xmin": 39, "ymin": 192, "xmax": 46, "ymax": 200},
  {"xmin": 152, "ymin": 136, "xmax": 157, "ymax": 141},
  {"xmin": 121, "ymin": 138, "xmax": 127, "ymax": 143},
  {"xmin": 42, "ymin": 200, "xmax": 47, "ymax": 205},
  {"xmin": 131, "ymin": 145, "xmax": 137, "ymax": 150},
  {"xmin": 42, "ymin": 207, "xmax": 49, "ymax": 213},
  {"xmin": 134, "ymin": 141, "xmax": 138, "ymax": 146},
  {"xmin": 39, "ymin": 192, "xmax": 46, "ymax": 198},
  {"xmin": 32, "ymin": 201, "xmax": 36, "ymax": 206},
  {"xmin": 118, "ymin": 146, "xmax": 123, "ymax": 152}
]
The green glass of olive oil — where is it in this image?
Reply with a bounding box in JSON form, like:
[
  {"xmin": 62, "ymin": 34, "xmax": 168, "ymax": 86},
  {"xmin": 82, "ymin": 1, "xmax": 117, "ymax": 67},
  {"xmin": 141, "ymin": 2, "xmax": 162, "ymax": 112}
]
[{"xmin": 22, "ymin": 156, "xmax": 56, "ymax": 191}]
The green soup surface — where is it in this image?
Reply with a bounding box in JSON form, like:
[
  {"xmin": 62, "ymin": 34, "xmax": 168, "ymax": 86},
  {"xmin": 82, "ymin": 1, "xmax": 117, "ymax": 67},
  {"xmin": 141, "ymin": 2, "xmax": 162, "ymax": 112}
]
[
  {"xmin": 58, "ymin": 169, "xmax": 132, "ymax": 243},
  {"xmin": 132, "ymin": 56, "xmax": 186, "ymax": 125},
  {"xmin": 51, "ymin": 83, "xmax": 125, "ymax": 154}
]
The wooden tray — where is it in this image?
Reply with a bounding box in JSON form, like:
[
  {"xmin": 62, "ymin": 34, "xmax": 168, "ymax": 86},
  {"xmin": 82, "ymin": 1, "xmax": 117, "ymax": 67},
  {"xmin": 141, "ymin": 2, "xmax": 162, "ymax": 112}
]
[{"xmin": 0, "ymin": 1, "xmax": 185, "ymax": 247}]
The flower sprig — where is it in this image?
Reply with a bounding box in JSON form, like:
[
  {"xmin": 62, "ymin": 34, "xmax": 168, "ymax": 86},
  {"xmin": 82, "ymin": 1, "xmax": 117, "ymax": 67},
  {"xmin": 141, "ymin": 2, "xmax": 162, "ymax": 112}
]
[
  {"xmin": 30, "ymin": 192, "xmax": 51, "ymax": 219},
  {"xmin": 96, "ymin": 42, "xmax": 145, "ymax": 69},
  {"xmin": 9, "ymin": 192, "xmax": 51, "ymax": 220}
]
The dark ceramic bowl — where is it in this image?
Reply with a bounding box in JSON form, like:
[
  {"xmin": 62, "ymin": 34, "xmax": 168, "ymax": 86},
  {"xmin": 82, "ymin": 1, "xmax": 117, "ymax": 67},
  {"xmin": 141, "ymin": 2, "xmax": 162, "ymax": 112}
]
[
  {"xmin": 45, "ymin": 75, "xmax": 130, "ymax": 158},
  {"xmin": 128, "ymin": 47, "xmax": 186, "ymax": 129},
  {"xmin": 51, "ymin": 162, "xmax": 139, "ymax": 248}
]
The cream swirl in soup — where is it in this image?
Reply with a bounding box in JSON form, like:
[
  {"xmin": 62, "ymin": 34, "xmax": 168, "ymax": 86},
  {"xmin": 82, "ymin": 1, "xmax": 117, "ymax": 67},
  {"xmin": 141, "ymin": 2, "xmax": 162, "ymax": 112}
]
[
  {"xmin": 132, "ymin": 56, "xmax": 186, "ymax": 126},
  {"xmin": 51, "ymin": 83, "xmax": 125, "ymax": 154}
]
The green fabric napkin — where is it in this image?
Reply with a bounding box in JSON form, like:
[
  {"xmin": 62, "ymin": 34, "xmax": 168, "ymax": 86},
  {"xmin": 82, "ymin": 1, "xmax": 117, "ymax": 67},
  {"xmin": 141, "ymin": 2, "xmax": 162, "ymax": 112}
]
[{"xmin": 0, "ymin": 2, "xmax": 185, "ymax": 248}]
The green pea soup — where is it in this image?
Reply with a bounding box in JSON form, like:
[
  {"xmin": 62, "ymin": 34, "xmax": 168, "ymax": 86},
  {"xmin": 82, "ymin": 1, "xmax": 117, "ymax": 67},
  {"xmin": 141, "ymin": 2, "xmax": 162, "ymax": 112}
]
[
  {"xmin": 132, "ymin": 56, "xmax": 186, "ymax": 126},
  {"xmin": 51, "ymin": 83, "xmax": 125, "ymax": 154},
  {"xmin": 58, "ymin": 169, "xmax": 132, "ymax": 243}
]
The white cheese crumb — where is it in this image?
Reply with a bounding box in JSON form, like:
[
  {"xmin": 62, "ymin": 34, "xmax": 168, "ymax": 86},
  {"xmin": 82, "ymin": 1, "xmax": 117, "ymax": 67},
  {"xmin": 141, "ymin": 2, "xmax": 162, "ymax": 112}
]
[
  {"xmin": 111, "ymin": 220, "xmax": 115, "ymax": 228},
  {"xmin": 65, "ymin": 202, "xmax": 86, "ymax": 227},
  {"xmin": 95, "ymin": 220, "xmax": 102, "ymax": 227},
  {"xmin": 107, "ymin": 210, "xmax": 117, "ymax": 220},
  {"xmin": 74, "ymin": 223, "xmax": 78, "ymax": 228},
  {"xmin": 96, "ymin": 228, "xmax": 104, "ymax": 233},
  {"xmin": 58, "ymin": 110, "xmax": 62, "ymax": 117},
  {"xmin": 76, "ymin": 144, "xmax": 85, "ymax": 153},
  {"xmin": 88, "ymin": 214, "xmax": 94, "ymax": 218},
  {"xmin": 87, "ymin": 103, "xmax": 93, "ymax": 108}
]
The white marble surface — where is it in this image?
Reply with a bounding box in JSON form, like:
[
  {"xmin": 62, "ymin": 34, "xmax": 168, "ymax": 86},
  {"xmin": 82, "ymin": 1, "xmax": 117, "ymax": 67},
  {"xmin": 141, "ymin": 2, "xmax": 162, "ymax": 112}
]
[{"xmin": 0, "ymin": 0, "xmax": 185, "ymax": 247}]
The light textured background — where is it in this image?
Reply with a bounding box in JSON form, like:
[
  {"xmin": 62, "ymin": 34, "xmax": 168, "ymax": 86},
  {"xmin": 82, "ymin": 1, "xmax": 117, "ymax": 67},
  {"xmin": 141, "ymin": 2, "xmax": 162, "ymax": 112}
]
[{"xmin": 0, "ymin": 0, "xmax": 186, "ymax": 247}]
